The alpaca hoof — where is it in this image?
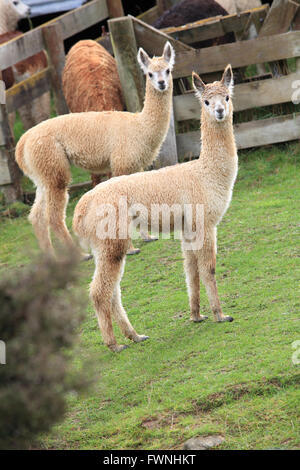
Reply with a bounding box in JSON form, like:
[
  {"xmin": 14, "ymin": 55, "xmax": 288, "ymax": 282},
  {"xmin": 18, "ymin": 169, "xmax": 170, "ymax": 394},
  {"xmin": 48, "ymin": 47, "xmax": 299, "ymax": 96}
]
[
  {"xmin": 81, "ymin": 253, "xmax": 93, "ymax": 262},
  {"xmin": 192, "ymin": 315, "xmax": 208, "ymax": 323},
  {"xmin": 218, "ymin": 316, "xmax": 234, "ymax": 323},
  {"xmin": 142, "ymin": 236, "xmax": 158, "ymax": 243},
  {"xmin": 127, "ymin": 248, "xmax": 141, "ymax": 256},
  {"xmin": 134, "ymin": 334, "xmax": 149, "ymax": 343},
  {"xmin": 109, "ymin": 344, "xmax": 129, "ymax": 353}
]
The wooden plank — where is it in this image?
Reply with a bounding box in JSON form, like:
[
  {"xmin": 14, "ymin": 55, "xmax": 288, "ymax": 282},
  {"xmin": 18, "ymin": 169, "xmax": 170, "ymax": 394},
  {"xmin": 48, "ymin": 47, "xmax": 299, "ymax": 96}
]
[
  {"xmin": 164, "ymin": 16, "xmax": 223, "ymax": 44},
  {"xmin": 96, "ymin": 34, "xmax": 114, "ymax": 55},
  {"xmin": 174, "ymin": 72, "xmax": 299, "ymax": 121},
  {"xmin": 137, "ymin": 5, "xmax": 160, "ymax": 25},
  {"xmin": 43, "ymin": 24, "xmax": 68, "ymax": 116},
  {"xmin": 155, "ymin": 106, "xmax": 178, "ymax": 168},
  {"xmin": 234, "ymin": 113, "xmax": 300, "ymax": 149},
  {"xmin": 258, "ymin": 0, "xmax": 299, "ymax": 77},
  {"xmin": 173, "ymin": 31, "xmax": 300, "ymax": 78},
  {"xmin": 131, "ymin": 15, "xmax": 194, "ymax": 57},
  {"xmin": 106, "ymin": 0, "xmax": 124, "ymax": 18},
  {"xmin": 0, "ymin": 150, "xmax": 11, "ymax": 185},
  {"xmin": 109, "ymin": 16, "xmax": 145, "ymax": 112},
  {"xmin": 5, "ymin": 68, "xmax": 50, "ymax": 114},
  {"xmin": 0, "ymin": 78, "xmax": 21, "ymax": 200},
  {"xmin": 176, "ymin": 113, "xmax": 300, "ymax": 159},
  {"xmin": 259, "ymin": 0, "xmax": 299, "ymax": 37},
  {"xmin": 0, "ymin": 0, "xmax": 109, "ymax": 70},
  {"xmin": 163, "ymin": 6, "xmax": 268, "ymax": 45}
]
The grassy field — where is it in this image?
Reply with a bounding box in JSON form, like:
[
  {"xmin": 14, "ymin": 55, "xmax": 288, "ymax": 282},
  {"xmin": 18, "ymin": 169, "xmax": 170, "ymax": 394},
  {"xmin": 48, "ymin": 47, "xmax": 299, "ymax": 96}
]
[{"xmin": 0, "ymin": 143, "xmax": 299, "ymax": 450}]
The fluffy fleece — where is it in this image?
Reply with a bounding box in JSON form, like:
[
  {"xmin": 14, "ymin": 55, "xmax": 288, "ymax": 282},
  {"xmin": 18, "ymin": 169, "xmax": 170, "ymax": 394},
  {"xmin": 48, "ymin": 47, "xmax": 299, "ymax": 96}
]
[{"xmin": 72, "ymin": 65, "xmax": 238, "ymax": 352}]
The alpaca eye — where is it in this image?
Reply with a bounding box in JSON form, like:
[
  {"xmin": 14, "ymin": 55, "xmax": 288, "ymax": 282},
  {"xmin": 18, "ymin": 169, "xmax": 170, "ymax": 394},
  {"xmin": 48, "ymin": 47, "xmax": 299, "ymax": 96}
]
[
  {"xmin": 148, "ymin": 72, "xmax": 153, "ymax": 78},
  {"xmin": 204, "ymin": 100, "xmax": 209, "ymax": 106},
  {"xmin": 13, "ymin": 1, "xmax": 18, "ymax": 4},
  {"xmin": 166, "ymin": 69, "xmax": 170, "ymax": 75},
  {"xmin": 226, "ymin": 95, "xmax": 229, "ymax": 102}
]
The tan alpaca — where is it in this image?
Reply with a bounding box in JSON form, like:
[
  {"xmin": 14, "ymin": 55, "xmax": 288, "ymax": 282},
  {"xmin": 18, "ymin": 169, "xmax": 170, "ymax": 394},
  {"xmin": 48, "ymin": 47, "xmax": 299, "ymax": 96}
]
[
  {"xmin": 15, "ymin": 42, "xmax": 175, "ymax": 256},
  {"xmin": 73, "ymin": 65, "xmax": 238, "ymax": 352}
]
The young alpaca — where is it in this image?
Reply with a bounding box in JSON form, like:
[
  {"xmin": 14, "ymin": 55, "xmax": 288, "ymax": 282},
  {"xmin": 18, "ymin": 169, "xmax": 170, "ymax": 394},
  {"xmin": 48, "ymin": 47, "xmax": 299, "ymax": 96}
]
[
  {"xmin": 15, "ymin": 42, "xmax": 175, "ymax": 256},
  {"xmin": 73, "ymin": 65, "xmax": 238, "ymax": 352}
]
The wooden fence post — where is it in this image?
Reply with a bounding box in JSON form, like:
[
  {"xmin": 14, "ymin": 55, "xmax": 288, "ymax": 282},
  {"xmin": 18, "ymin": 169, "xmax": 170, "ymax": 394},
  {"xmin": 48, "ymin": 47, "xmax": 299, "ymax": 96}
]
[
  {"xmin": 0, "ymin": 112, "xmax": 22, "ymax": 203},
  {"xmin": 0, "ymin": 72, "xmax": 22, "ymax": 203},
  {"xmin": 42, "ymin": 23, "xmax": 68, "ymax": 116},
  {"xmin": 108, "ymin": 16, "xmax": 144, "ymax": 112},
  {"xmin": 258, "ymin": 0, "xmax": 299, "ymax": 77},
  {"xmin": 109, "ymin": 15, "xmax": 178, "ymax": 167},
  {"xmin": 106, "ymin": 0, "xmax": 124, "ymax": 18}
]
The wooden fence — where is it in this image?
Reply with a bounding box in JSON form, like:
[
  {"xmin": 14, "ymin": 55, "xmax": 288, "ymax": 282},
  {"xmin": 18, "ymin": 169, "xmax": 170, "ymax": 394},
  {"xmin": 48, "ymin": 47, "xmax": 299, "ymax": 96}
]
[
  {"xmin": 1, "ymin": 0, "xmax": 300, "ymax": 203},
  {"xmin": 0, "ymin": 0, "xmax": 123, "ymax": 202},
  {"xmin": 109, "ymin": 0, "xmax": 300, "ymax": 164}
]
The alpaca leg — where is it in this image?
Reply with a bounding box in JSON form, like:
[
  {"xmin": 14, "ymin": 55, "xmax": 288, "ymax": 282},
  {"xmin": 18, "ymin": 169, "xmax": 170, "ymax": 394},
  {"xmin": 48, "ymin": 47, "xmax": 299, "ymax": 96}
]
[
  {"xmin": 127, "ymin": 242, "xmax": 141, "ymax": 256},
  {"xmin": 197, "ymin": 229, "xmax": 233, "ymax": 323},
  {"xmin": 90, "ymin": 248, "xmax": 128, "ymax": 352},
  {"xmin": 47, "ymin": 188, "xmax": 77, "ymax": 251},
  {"xmin": 29, "ymin": 186, "xmax": 53, "ymax": 255},
  {"xmin": 140, "ymin": 229, "xmax": 158, "ymax": 243},
  {"xmin": 112, "ymin": 259, "xmax": 149, "ymax": 343},
  {"xmin": 182, "ymin": 244, "xmax": 207, "ymax": 322}
]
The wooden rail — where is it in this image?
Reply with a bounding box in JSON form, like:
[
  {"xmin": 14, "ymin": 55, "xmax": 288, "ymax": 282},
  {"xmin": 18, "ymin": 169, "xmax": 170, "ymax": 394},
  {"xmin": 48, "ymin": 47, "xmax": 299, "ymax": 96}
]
[
  {"xmin": 163, "ymin": 6, "xmax": 269, "ymax": 44},
  {"xmin": 174, "ymin": 72, "xmax": 299, "ymax": 121},
  {"xmin": 173, "ymin": 30, "xmax": 300, "ymax": 78},
  {"xmin": 0, "ymin": 0, "xmax": 109, "ymax": 70},
  {"xmin": 177, "ymin": 113, "xmax": 300, "ymax": 159}
]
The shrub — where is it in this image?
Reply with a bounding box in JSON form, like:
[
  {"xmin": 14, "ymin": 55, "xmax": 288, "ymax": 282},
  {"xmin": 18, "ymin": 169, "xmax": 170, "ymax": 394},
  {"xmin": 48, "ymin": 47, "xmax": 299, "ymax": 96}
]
[{"xmin": 0, "ymin": 253, "xmax": 88, "ymax": 449}]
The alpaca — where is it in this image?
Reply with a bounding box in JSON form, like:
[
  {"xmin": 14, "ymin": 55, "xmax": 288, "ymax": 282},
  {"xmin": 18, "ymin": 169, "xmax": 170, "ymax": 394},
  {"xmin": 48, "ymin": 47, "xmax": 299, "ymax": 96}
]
[
  {"xmin": 62, "ymin": 40, "xmax": 124, "ymax": 188},
  {"xmin": 15, "ymin": 42, "xmax": 175, "ymax": 257},
  {"xmin": 153, "ymin": 0, "xmax": 234, "ymax": 47},
  {"xmin": 0, "ymin": 0, "xmax": 50, "ymax": 131},
  {"xmin": 72, "ymin": 65, "xmax": 238, "ymax": 352}
]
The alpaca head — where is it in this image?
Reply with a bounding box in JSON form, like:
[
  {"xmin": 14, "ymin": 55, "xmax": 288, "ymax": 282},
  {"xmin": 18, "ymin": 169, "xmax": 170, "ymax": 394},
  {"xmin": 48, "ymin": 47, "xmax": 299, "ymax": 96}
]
[
  {"xmin": 192, "ymin": 64, "xmax": 234, "ymax": 123},
  {"xmin": 1, "ymin": 0, "xmax": 30, "ymax": 23},
  {"xmin": 137, "ymin": 41, "xmax": 175, "ymax": 92}
]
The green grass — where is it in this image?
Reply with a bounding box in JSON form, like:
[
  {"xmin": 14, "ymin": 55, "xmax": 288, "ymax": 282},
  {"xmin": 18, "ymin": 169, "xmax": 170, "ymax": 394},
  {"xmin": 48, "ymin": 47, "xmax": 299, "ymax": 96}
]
[{"xmin": 0, "ymin": 143, "xmax": 299, "ymax": 450}]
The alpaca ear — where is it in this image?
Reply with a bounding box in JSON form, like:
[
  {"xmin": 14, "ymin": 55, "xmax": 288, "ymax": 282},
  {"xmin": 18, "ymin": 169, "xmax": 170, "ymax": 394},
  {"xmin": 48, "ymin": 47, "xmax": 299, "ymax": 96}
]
[
  {"xmin": 163, "ymin": 41, "xmax": 175, "ymax": 70},
  {"xmin": 221, "ymin": 64, "xmax": 234, "ymax": 95},
  {"xmin": 137, "ymin": 47, "xmax": 150, "ymax": 74},
  {"xmin": 192, "ymin": 72, "xmax": 205, "ymax": 98}
]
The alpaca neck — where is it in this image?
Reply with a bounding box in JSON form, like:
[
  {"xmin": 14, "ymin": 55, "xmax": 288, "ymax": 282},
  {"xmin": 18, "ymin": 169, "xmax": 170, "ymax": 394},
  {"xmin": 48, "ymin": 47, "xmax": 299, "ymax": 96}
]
[
  {"xmin": 141, "ymin": 76, "xmax": 173, "ymax": 140},
  {"xmin": 0, "ymin": 9, "xmax": 19, "ymax": 33},
  {"xmin": 199, "ymin": 110, "xmax": 237, "ymax": 189}
]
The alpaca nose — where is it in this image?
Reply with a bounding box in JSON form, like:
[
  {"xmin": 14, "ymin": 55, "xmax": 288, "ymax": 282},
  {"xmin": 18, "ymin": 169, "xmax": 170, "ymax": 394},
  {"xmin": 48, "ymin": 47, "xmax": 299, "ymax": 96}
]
[
  {"xmin": 158, "ymin": 80, "xmax": 166, "ymax": 90},
  {"xmin": 216, "ymin": 108, "xmax": 224, "ymax": 118}
]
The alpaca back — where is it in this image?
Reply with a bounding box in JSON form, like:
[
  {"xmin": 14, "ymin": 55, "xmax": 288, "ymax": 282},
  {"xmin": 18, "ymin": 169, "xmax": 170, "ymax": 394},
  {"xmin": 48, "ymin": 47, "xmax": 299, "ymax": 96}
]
[
  {"xmin": 62, "ymin": 40, "xmax": 124, "ymax": 113},
  {"xmin": 153, "ymin": 0, "xmax": 228, "ymax": 28}
]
